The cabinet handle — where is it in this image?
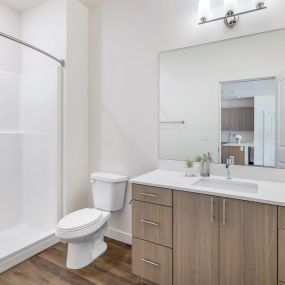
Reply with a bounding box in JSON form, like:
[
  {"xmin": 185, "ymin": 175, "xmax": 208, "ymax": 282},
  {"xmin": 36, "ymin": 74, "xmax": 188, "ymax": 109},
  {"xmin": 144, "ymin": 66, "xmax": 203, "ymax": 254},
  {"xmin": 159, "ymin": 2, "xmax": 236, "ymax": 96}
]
[
  {"xmin": 223, "ymin": 199, "xmax": 226, "ymax": 226},
  {"xmin": 210, "ymin": 197, "xmax": 214, "ymax": 223},
  {"xmin": 139, "ymin": 192, "xmax": 159, "ymax": 198},
  {"xmin": 140, "ymin": 258, "xmax": 160, "ymax": 267},
  {"xmin": 140, "ymin": 219, "xmax": 159, "ymax": 226}
]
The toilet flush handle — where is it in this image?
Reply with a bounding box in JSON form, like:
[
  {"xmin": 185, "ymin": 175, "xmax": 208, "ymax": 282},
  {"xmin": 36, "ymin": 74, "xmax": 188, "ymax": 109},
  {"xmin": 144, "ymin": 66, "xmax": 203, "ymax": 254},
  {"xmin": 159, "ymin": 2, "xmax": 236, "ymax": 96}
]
[{"xmin": 90, "ymin": 179, "xmax": 96, "ymax": 184}]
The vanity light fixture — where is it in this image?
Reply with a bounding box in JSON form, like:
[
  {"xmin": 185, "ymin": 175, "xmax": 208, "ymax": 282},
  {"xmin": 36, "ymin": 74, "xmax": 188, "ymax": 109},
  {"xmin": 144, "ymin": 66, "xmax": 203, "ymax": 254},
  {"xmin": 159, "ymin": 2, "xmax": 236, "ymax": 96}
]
[{"xmin": 198, "ymin": 0, "xmax": 267, "ymax": 28}]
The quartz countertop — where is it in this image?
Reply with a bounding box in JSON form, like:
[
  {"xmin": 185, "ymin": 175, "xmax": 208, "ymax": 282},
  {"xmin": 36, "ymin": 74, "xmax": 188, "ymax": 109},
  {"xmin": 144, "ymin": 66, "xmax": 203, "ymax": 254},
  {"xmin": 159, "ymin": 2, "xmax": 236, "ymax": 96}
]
[
  {"xmin": 222, "ymin": 142, "xmax": 254, "ymax": 147},
  {"xmin": 130, "ymin": 169, "xmax": 285, "ymax": 206}
]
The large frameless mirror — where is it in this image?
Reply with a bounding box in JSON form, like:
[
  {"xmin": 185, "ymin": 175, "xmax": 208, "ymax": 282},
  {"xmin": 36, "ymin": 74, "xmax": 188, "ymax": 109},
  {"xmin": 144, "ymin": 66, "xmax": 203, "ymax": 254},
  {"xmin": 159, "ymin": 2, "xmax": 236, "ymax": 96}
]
[{"xmin": 159, "ymin": 29, "xmax": 285, "ymax": 168}]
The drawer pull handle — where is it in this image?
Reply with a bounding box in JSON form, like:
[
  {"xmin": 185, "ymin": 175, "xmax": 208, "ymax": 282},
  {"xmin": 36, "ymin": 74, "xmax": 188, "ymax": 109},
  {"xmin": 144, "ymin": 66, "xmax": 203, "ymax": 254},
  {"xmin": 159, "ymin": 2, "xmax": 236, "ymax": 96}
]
[
  {"xmin": 223, "ymin": 199, "xmax": 226, "ymax": 226},
  {"xmin": 139, "ymin": 192, "xmax": 159, "ymax": 198},
  {"xmin": 140, "ymin": 258, "xmax": 160, "ymax": 267},
  {"xmin": 140, "ymin": 219, "xmax": 159, "ymax": 226},
  {"xmin": 210, "ymin": 197, "xmax": 214, "ymax": 223}
]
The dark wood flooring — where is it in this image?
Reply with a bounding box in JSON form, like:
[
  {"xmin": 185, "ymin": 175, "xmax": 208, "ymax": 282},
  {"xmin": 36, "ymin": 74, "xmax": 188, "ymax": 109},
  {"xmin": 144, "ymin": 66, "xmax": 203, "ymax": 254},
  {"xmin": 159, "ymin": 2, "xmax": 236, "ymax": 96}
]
[{"xmin": 0, "ymin": 238, "xmax": 139, "ymax": 285}]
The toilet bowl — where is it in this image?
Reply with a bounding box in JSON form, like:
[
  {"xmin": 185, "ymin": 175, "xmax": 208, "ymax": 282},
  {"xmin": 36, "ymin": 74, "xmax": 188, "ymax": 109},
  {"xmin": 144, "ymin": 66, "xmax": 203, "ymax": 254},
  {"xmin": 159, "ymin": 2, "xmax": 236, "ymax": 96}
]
[{"xmin": 55, "ymin": 172, "xmax": 128, "ymax": 269}]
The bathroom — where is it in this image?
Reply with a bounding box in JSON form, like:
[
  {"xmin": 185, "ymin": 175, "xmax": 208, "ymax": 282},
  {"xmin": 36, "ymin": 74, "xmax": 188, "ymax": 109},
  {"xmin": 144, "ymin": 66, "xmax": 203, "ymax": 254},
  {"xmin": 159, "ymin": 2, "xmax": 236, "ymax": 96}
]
[{"xmin": 0, "ymin": 0, "xmax": 285, "ymax": 284}]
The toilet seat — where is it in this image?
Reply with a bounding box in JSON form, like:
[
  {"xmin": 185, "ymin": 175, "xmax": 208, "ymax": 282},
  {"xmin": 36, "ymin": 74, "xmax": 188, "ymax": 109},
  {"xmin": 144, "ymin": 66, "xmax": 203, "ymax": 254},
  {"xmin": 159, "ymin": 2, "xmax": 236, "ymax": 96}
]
[
  {"xmin": 57, "ymin": 208, "xmax": 105, "ymax": 232},
  {"xmin": 55, "ymin": 208, "xmax": 111, "ymax": 242}
]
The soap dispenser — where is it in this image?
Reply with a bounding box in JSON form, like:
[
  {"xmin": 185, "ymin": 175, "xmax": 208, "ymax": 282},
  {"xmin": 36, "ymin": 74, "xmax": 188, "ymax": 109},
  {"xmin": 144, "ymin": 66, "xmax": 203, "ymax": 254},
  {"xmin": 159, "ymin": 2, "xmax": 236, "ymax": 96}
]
[{"xmin": 200, "ymin": 152, "xmax": 213, "ymax": 177}]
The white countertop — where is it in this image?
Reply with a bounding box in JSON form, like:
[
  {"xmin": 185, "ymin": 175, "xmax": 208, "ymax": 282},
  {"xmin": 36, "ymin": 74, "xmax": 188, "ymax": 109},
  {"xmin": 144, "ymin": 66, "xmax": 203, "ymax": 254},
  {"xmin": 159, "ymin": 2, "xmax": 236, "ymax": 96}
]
[
  {"xmin": 222, "ymin": 142, "xmax": 254, "ymax": 147},
  {"xmin": 130, "ymin": 169, "xmax": 285, "ymax": 206}
]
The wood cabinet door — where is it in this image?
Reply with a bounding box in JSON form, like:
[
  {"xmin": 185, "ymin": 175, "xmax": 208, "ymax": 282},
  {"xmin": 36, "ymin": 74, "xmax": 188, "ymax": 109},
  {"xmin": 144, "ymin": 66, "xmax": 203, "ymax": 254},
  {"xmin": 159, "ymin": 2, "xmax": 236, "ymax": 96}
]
[
  {"xmin": 219, "ymin": 198, "xmax": 243, "ymax": 285},
  {"xmin": 221, "ymin": 109, "xmax": 230, "ymax": 131},
  {"xmin": 229, "ymin": 108, "xmax": 240, "ymax": 131},
  {"xmin": 173, "ymin": 191, "xmax": 218, "ymax": 285},
  {"xmin": 219, "ymin": 198, "xmax": 277, "ymax": 285},
  {"xmin": 239, "ymin": 107, "xmax": 254, "ymax": 131},
  {"xmin": 132, "ymin": 238, "xmax": 172, "ymax": 285},
  {"xmin": 132, "ymin": 201, "xmax": 173, "ymax": 248},
  {"xmin": 221, "ymin": 146, "xmax": 245, "ymax": 165},
  {"xmin": 242, "ymin": 201, "xmax": 277, "ymax": 285}
]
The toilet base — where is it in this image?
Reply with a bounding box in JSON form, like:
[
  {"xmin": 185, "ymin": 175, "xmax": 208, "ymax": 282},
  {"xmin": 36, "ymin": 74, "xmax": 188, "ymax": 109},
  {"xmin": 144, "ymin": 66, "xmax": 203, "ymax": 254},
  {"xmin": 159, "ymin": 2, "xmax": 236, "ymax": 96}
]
[{"xmin": 66, "ymin": 223, "xmax": 108, "ymax": 269}]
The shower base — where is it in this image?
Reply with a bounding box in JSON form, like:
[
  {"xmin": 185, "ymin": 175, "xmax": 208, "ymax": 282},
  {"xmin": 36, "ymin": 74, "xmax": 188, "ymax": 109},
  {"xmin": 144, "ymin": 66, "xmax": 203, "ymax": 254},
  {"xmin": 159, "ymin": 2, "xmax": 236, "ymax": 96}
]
[{"xmin": 0, "ymin": 224, "xmax": 58, "ymax": 273}]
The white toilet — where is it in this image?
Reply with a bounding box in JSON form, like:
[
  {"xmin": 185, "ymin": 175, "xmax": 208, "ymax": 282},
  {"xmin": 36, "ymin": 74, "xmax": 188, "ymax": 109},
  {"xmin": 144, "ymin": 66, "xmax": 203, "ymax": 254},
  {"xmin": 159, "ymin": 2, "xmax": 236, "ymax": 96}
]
[{"xmin": 55, "ymin": 172, "xmax": 128, "ymax": 269}]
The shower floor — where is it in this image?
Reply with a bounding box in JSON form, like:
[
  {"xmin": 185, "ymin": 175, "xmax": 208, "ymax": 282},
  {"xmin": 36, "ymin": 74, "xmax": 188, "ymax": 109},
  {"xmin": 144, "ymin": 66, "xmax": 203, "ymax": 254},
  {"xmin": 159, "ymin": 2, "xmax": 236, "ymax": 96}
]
[{"xmin": 0, "ymin": 224, "xmax": 54, "ymax": 260}]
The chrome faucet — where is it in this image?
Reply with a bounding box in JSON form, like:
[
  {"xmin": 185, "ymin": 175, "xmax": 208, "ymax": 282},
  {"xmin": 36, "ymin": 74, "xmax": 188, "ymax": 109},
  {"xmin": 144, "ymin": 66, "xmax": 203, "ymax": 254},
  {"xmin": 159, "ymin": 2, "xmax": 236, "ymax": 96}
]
[
  {"xmin": 228, "ymin": 132, "xmax": 232, "ymax": 142},
  {"xmin": 225, "ymin": 158, "xmax": 233, "ymax": 180}
]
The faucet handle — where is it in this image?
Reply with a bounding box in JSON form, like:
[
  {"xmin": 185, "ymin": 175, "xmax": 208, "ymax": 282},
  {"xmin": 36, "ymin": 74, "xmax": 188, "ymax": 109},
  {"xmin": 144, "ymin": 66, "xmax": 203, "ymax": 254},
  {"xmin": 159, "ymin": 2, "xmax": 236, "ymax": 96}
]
[{"xmin": 226, "ymin": 158, "xmax": 233, "ymax": 168}]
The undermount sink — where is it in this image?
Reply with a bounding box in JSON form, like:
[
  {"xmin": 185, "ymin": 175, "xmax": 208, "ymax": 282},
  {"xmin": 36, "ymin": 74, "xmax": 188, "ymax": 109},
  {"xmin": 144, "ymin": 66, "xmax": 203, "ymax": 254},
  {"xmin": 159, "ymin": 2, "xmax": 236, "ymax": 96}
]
[{"xmin": 193, "ymin": 177, "xmax": 258, "ymax": 194}]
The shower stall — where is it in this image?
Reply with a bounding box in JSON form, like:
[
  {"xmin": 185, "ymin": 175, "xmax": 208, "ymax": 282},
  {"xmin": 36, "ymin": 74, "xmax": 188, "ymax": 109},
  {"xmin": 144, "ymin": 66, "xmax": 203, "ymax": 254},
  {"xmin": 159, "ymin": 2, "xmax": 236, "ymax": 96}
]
[{"xmin": 0, "ymin": 30, "xmax": 64, "ymax": 272}]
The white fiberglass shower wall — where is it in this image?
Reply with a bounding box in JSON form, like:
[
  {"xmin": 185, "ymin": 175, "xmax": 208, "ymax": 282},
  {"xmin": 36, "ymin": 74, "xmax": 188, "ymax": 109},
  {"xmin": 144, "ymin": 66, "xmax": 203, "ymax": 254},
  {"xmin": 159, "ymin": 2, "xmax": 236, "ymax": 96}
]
[{"xmin": 0, "ymin": 2, "xmax": 63, "ymax": 272}]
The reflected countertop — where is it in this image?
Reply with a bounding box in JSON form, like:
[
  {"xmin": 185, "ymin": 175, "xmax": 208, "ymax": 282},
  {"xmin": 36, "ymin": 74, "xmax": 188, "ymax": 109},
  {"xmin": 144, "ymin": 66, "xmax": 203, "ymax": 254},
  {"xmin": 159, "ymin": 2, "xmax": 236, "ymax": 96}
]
[{"xmin": 222, "ymin": 142, "xmax": 254, "ymax": 147}]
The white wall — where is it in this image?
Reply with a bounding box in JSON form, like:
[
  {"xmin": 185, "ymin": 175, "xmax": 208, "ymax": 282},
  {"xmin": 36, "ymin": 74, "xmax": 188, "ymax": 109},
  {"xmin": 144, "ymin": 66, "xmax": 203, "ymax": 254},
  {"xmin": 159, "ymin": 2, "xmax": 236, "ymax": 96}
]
[
  {"xmin": 20, "ymin": 0, "xmax": 67, "ymax": 229},
  {"xmin": 0, "ymin": 133, "xmax": 22, "ymax": 231},
  {"xmin": 0, "ymin": 72, "xmax": 20, "ymax": 131},
  {"xmin": 20, "ymin": 0, "xmax": 89, "ymax": 223},
  {"xmin": 0, "ymin": 3, "xmax": 21, "ymax": 73},
  {"xmin": 89, "ymin": 0, "xmax": 285, "ymax": 243},
  {"xmin": 64, "ymin": 0, "xmax": 89, "ymax": 214},
  {"xmin": 0, "ymin": 4, "xmax": 22, "ymax": 231},
  {"xmin": 221, "ymin": 131, "xmax": 254, "ymax": 143},
  {"xmin": 20, "ymin": 0, "xmax": 66, "ymax": 73},
  {"xmin": 0, "ymin": 0, "xmax": 88, "ymax": 232}
]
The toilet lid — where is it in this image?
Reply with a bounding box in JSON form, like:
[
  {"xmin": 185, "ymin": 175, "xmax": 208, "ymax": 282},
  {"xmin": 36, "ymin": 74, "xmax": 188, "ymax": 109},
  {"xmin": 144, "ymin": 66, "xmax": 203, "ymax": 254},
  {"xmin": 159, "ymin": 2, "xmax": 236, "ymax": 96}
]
[{"xmin": 57, "ymin": 208, "xmax": 103, "ymax": 231}]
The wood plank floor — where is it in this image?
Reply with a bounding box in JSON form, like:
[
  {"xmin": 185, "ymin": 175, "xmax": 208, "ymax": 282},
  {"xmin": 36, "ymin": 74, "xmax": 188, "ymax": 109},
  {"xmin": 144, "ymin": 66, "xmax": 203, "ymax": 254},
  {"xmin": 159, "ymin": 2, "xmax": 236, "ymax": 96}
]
[{"xmin": 0, "ymin": 238, "xmax": 139, "ymax": 285}]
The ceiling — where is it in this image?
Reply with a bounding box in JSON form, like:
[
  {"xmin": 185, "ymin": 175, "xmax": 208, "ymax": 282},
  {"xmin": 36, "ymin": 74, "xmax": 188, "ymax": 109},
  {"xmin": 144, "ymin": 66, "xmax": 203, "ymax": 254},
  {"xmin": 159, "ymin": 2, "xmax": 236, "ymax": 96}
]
[
  {"xmin": 0, "ymin": 0, "xmax": 99, "ymax": 12},
  {"xmin": 221, "ymin": 78, "xmax": 277, "ymax": 100}
]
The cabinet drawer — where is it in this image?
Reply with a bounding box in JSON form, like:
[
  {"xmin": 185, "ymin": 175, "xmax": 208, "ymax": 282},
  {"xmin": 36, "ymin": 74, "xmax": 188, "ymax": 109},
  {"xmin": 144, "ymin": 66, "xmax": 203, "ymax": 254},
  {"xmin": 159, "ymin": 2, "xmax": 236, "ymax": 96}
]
[
  {"xmin": 279, "ymin": 230, "xmax": 285, "ymax": 282},
  {"xmin": 279, "ymin": 207, "xmax": 285, "ymax": 229},
  {"xmin": 132, "ymin": 238, "xmax": 172, "ymax": 285},
  {"xmin": 132, "ymin": 200, "xmax": 172, "ymax": 248},
  {"xmin": 132, "ymin": 184, "xmax": 172, "ymax": 207}
]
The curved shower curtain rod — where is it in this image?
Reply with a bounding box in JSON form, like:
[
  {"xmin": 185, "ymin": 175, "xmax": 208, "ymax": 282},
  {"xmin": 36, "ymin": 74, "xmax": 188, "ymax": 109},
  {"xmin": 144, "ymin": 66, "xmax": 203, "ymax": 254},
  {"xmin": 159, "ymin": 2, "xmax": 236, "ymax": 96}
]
[{"xmin": 0, "ymin": 31, "xmax": 65, "ymax": 67}]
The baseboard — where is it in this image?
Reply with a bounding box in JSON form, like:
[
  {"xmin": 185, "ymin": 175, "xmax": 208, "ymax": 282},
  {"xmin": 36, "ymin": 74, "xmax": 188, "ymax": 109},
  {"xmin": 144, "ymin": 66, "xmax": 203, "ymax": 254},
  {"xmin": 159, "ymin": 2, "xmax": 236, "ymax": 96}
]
[
  {"xmin": 105, "ymin": 228, "xmax": 132, "ymax": 245},
  {"xmin": 0, "ymin": 234, "xmax": 59, "ymax": 273}
]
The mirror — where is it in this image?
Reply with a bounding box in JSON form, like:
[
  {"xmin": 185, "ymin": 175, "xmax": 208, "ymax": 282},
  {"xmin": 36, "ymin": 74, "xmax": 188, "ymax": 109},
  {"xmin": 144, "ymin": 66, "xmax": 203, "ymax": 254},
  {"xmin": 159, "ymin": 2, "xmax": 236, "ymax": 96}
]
[{"xmin": 159, "ymin": 29, "xmax": 285, "ymax": 168}]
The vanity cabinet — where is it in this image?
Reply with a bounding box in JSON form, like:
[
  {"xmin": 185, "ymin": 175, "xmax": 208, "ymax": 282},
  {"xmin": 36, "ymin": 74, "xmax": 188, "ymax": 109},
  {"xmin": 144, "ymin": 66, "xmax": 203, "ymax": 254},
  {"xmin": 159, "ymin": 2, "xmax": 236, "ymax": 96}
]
[
  {"xmin": 132, "ymin": 184, "xmax": 173, "ymax": 285},
  {"xmin": 221, "ymin": 145, "xmax": 245, "ymax": 165},
  {"xmin": 173, "ymin": 192, "xmax": 219, "ymax": 285},
  {"xmin": 278, "ymin": 207, "xmax": 285, "ymax": 283},
  {"xmin": 173, "ymin": 192, "xmax": 277, "ymax": 285},
  {"xmin": 132, "ymin": 200, "xmax": 172, "ymax": 248},
  {"xmin": 132, "ymin": 184, "xmax": 279, "ymax": 285},
  {"xmin": 219, "ymin": 198, "xmax": 277, "ymax": 285}
]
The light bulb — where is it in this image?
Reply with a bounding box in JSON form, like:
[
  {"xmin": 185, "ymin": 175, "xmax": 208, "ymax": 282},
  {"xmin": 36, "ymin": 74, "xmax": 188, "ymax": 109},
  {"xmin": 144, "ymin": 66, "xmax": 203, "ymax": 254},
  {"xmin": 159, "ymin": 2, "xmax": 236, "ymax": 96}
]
[
  {"xmin": 199, "ymin": 0, "xmax": 210, "ymax": 22},
  {"xmin": 253, "ymin": 0, "xmax": 265, "ymax": 9},
  {"xmin": 224, "ymin": 0, "xmax": 237, "ymax": 14}
]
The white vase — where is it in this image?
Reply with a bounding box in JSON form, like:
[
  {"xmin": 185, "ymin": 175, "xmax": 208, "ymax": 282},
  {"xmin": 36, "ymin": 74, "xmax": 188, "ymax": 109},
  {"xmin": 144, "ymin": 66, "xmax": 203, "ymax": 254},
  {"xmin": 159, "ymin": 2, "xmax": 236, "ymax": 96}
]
[
  {"xmin": 185, "ymin": 167, "xmax": 197, "ymax": 177},
  {"xmin": 194, "ymin": 162, "xmax": 201, "ymax": 176}
]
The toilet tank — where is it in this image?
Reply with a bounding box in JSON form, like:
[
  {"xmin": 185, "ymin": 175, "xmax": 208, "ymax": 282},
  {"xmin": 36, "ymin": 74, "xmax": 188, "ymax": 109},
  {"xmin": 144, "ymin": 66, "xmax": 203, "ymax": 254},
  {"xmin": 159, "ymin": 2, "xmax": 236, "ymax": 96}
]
[{"xmin": 90, "ymin": 172, "xmax": 128, "ymax": 211}]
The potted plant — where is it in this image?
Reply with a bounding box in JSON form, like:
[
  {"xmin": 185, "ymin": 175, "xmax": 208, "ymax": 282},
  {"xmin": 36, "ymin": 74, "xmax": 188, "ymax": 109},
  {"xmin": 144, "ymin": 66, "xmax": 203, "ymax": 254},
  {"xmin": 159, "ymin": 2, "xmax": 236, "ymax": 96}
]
[
  {"xmin": 194, "ymin": 154, "xmax": 203, "ymax": 176},
  {"xmin": 185, "ymin": 159, "xmax": 195, "ymax": 177},
  {"xmin": 194, "ymin": 154, "xmax": 203, "ymax": 165}
]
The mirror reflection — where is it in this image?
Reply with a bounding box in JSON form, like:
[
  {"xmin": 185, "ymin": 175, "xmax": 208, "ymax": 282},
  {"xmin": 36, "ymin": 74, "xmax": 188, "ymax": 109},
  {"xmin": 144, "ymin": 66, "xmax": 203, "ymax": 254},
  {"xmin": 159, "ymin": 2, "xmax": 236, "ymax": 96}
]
[
  {"xmin": 159, "ymin": 29, "xmax": 285, "ymax": 168},
  {"xmin": 220, "ymin": 78, "xmax": 276, "ymax": 167}
]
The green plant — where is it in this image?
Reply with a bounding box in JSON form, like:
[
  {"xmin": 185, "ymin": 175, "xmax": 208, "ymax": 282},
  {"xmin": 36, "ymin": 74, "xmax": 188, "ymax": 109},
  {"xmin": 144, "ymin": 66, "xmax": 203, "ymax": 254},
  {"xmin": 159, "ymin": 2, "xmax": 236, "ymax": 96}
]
[
  {"xmin": 194, "ymin": 154, "xmax": 203, "ymax": 163},
  {"xmin": 186, "ymin": 160, "xmax": 194, "ymax": 168}
]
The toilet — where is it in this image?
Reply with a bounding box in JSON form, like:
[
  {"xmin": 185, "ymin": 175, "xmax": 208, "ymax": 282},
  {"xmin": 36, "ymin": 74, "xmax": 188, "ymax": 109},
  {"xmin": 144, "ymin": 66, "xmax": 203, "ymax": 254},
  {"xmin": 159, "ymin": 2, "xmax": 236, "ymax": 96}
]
[{"xmin": 55, "ymin": 172, "xmax": 128, "ymax": 269}]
